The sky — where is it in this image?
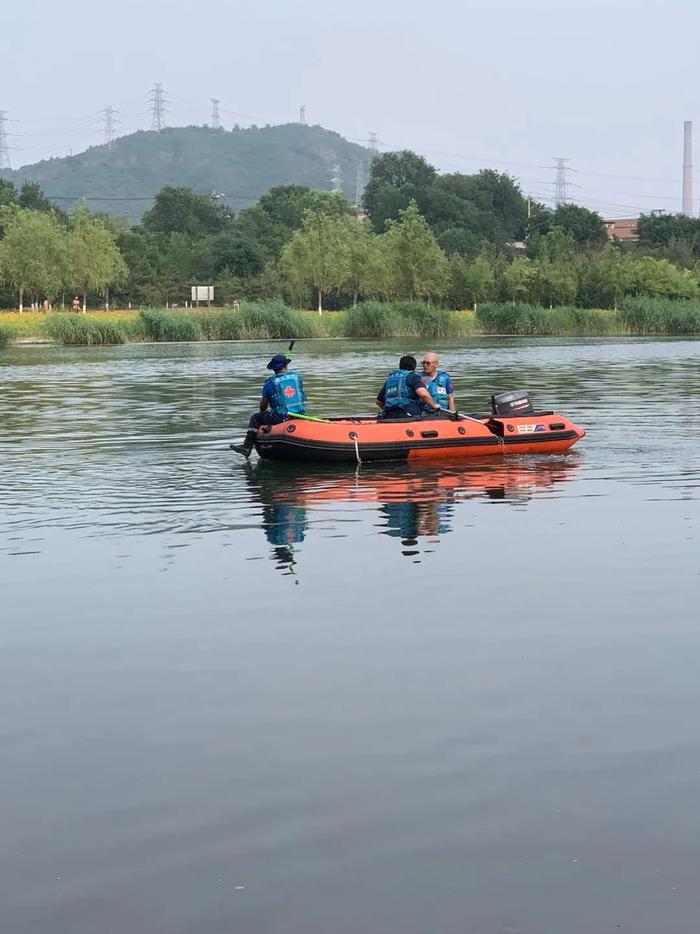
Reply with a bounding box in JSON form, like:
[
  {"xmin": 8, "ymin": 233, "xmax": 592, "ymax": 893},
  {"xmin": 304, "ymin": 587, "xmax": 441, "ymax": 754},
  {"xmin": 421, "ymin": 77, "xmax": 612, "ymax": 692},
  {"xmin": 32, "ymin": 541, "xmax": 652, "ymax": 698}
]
[{"xmin": 3, "ymin": 0, "xmax": 700, "ymax": 217}]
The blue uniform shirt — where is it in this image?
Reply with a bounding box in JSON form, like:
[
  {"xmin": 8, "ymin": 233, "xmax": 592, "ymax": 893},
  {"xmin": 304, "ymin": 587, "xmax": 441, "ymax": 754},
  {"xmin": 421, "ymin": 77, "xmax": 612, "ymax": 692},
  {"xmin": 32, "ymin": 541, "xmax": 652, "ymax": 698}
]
[{"xmin": 377, "ymin": 371, "xmax": 424, "ymax": 415}]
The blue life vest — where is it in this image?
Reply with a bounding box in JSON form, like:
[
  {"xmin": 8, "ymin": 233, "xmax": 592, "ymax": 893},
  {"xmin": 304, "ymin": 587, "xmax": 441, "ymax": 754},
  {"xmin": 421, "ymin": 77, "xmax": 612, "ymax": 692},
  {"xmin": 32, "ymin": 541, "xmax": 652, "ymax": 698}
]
[
  {"xmin": 383, "ymin": 369, "xmax": 414, "ymax": 411},
  {"xmin": 422, "ymin": 370, "xmax": 452, "ymax": 409},
  {"xmin": 269, "ymin": 371, "xmax": 305, "ymax": 416}
]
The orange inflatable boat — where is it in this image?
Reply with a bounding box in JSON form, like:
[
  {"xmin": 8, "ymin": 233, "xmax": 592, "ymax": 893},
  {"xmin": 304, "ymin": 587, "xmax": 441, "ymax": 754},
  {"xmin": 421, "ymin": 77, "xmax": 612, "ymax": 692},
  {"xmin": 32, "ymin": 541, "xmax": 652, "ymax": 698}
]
[{"xmin": 253, "ymin": 390, "xmax": 585, "ymax": 464}]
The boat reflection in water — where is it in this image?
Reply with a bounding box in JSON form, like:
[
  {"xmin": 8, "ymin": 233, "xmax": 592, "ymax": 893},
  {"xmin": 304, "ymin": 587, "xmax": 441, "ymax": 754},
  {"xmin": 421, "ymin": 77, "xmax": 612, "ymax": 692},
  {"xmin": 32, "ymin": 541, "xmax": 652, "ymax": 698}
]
[{"xmin": 244, "ymin": 456, "xmax": 582, "ymax": 572}]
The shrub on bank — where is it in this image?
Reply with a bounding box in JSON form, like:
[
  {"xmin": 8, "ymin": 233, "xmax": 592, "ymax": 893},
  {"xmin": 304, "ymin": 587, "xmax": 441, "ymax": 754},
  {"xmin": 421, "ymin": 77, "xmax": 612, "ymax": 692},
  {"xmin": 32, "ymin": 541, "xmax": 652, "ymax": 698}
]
[
  {"xmin": 139, "ymin": 309, "xmax": 203, "ymax": 342},
  {"xmin": 619, "ymin": 297, "xmax": 700, "ymax": 334},
  {"xmin": 238, "ymin": 300, "xmax": 321, "ymax": 339},
  {"xmin": 0, "ymin": 325, "xmax": 10, "ymax": 348},
  {"xmin": 394, "ymin": 302, "xmax": 460, "ymax": 338},
  {"xmin": 137, "ymin": 302, "xmax": 325, "ymax": 342},
  {"xmin": 44, "ymin": 314, "xmax": 126, "ymax": 345},
  {"xmin": 476, "ymin": 303, "xmax": 621, "ymax": 335},
  {"xmin": 343, "ymin": 302, "xmax": 401, "ymax": 337}
]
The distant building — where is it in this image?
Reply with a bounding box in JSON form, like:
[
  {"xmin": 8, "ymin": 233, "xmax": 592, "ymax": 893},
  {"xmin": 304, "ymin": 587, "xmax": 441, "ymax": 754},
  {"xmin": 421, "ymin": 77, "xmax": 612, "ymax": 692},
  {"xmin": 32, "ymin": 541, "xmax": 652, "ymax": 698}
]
[{"xmin": 604, "ymin": 217, "xmax": 638, "ymax": 241}]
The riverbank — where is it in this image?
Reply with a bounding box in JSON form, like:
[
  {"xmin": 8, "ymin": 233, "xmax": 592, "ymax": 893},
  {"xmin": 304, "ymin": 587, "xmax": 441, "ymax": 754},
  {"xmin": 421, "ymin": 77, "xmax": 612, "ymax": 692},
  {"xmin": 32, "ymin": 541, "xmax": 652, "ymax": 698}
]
[{"xmin": 2, "ymin": 299, "xmax": 700, "ymax": 347}]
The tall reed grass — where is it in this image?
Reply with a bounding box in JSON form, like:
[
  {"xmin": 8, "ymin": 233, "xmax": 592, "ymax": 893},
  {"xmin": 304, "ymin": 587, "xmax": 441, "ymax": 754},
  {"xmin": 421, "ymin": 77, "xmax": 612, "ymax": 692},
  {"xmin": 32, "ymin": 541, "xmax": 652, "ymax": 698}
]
[
  {"xmin": 619, "ymin": 297, "xmax": 700, "ymax": 334},
  {"xmin": 4, "ymin": 298, "xmax": 700, "ymax": 346},
  {"xmin": 43, "ymin": 314, "xmax": 127, "ymax": 345},
  {"xmin": 342, "ymin": 301, "xmax": 475, "ymax": 338},
  {"xmin": 475, "ymin": 303, "xmax": 623, "ymax": 335}
]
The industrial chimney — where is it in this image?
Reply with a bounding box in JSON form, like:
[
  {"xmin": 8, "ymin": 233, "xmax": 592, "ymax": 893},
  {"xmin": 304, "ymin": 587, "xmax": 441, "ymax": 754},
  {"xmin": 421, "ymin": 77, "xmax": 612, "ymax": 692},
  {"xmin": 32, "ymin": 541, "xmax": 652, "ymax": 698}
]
[{"xmin": 682, "ymin": 121, "xmax": 693, "ymax": 215}]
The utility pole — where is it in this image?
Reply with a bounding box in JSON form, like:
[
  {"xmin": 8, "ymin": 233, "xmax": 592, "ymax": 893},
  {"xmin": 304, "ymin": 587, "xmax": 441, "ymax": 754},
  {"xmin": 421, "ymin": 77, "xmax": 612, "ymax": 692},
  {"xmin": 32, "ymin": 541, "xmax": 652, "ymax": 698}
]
[
  {"xmin": 553, "ymin": 157, "xmax": 572, "ymax": 205},
  {"xmin": 354, "ymin": 160, "xmax": 366, "ymax": 209},
  {"xmin": 148, "ymin": 83, "xmax": 168, "ymax": 131},
  {"xmin": 211, "ymin": 98, "xmax": 220, "ymax": 129},
  {"xmin": 682, "ymin": 120, "xmax": 693, "ymax": 215},
  {"xmin": 101, "ymin": 105, "xmax": 119, "ymax": 149},
  {"xmin": 0, "ymin": 110, "xmax": 11, "ymax": 169},
  {"xmin": 331, "ymin": 162, "xmax": 343, "ymax": 195},
  {"xmin": 299, "ymin": 105, "xmax": 306, "ymax": 125}
]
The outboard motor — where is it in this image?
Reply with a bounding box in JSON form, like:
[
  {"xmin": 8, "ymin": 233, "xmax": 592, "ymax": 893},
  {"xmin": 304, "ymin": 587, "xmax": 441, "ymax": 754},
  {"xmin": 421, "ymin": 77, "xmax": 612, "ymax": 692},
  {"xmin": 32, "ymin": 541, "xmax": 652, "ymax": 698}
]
[{"xmin": 491, "ymin": 389, "xmax": 534, "ymax": 416}]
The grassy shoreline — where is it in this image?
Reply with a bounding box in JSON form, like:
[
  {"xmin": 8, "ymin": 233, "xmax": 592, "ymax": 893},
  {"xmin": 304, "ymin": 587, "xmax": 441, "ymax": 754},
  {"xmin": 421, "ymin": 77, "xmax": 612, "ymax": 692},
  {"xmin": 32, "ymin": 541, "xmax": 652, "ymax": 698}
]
[{"xmin": 2, "ymin": 299, "xmax": 700, "ymax": 348}]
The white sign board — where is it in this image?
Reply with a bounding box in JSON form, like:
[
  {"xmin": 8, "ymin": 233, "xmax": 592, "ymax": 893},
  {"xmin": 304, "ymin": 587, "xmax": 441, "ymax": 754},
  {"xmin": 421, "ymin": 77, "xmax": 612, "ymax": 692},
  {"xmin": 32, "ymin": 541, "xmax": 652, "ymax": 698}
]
[{"xmin": 191, "ymin": 285, "xmax": 214, "ymax": 302}]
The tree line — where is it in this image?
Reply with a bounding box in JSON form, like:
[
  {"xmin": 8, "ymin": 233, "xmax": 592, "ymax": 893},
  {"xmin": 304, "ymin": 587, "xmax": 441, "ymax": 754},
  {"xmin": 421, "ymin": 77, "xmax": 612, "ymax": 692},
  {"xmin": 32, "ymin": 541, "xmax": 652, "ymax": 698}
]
[
  {"xmin": 4, "ymin": 153, "xmax": 700, "ymax": 312},
  {"xmin": 0, "ymin": 180, "xmax": 125, "ymax": 311}
]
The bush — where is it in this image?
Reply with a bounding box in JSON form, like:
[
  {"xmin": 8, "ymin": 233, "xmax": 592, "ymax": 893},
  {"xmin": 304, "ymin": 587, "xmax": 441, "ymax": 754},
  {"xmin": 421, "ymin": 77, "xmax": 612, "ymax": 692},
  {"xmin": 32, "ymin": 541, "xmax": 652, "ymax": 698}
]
[
  {"xmin": 44, "ymin": 314, "xmax": 126, "ymax": 345},
  {"xmin": 138, "ymin": 310, "xmax": 203, "ymax": 342},
  {"xmin": 189, "ymin": 309, "xmax": 243, "ymax": 340},
  {"xmin": 343, "ymin": 302, "xmax": 401, "ymax": 337},
  {"xmin": 476, "ymin": 302, "xmax": 621, "ymax": 335},
  {"xmin": 619, "ymin": 297, "xmax": 700, "ymax": 334},
  {"xmin": 393, "ymin": 302, "xmax": 459, "ymax": 338},
  {"xmin": 0, "ymin": 325, "xmax": 10, "ymax": 348}
]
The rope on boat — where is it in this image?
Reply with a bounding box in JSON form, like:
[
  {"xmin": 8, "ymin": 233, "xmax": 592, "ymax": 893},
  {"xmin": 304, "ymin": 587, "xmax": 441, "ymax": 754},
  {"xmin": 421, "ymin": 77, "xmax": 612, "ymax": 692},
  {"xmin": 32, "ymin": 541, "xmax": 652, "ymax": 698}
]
[{"xmin": 353, "ymin": 435, "xmax": 363, "ymax": 465}]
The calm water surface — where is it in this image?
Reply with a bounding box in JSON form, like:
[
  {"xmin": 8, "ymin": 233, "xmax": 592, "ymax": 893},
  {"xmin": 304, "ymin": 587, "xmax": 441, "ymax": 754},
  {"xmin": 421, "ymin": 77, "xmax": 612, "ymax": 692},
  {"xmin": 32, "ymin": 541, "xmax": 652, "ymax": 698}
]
[{"xmin": 1, "ymin": 337, "xmax": 699, "ymax": 934}]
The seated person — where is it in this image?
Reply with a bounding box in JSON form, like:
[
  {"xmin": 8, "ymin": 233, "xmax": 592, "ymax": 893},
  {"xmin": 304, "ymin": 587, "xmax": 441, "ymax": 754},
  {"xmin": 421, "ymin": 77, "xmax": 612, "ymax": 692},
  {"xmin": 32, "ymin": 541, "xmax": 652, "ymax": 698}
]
[
  {"xmin": 375, "ymin": 355, "xmax": 443, "ymax": 419},
  {"xmin": 421, "ymin": 352, "xmax": 456, "ymax": 412},
  {"xmin": 230, "ymin": 353, "xmax": 305, "ymax": 457}
]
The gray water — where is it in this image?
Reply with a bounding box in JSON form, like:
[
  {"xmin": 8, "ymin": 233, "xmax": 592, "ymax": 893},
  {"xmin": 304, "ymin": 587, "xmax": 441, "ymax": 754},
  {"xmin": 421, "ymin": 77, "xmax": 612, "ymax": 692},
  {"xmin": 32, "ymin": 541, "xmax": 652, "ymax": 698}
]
[{"xmin": 1, "ymin": 337, "xmax": 699, "ymax": 934}]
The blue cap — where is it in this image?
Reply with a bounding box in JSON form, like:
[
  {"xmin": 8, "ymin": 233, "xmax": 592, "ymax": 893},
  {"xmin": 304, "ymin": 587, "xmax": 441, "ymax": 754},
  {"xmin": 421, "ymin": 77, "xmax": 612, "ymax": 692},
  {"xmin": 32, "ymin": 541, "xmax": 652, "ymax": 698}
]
[{"xmin": 266, "ymin": 353, "xmax": 289, "ymax": 371}]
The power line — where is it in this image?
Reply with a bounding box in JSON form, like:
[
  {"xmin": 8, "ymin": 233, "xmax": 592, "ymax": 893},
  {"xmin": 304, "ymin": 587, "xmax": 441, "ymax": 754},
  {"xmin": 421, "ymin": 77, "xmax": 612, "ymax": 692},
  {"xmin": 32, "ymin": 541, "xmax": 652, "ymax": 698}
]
[
  {"xmin": 0, "ymin": 110, "xmax": 12, "ymax": 169},
  {"xmin": 148, "ymin": 83, "xmax": 168, "ymax": 131}
]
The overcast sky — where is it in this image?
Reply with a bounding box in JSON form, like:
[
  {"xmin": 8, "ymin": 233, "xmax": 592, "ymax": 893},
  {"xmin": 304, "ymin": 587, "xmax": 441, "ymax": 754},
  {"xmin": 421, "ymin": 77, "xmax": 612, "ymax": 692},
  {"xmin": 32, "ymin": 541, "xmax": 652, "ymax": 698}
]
[{"xmin": 3, "ymin": 0, "xmax": 699, "ymax": 216}]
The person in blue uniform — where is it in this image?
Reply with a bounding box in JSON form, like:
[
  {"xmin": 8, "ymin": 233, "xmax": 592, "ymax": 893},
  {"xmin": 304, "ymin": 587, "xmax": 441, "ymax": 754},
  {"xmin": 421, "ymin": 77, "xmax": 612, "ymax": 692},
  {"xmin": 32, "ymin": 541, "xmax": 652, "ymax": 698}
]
[
  {"xmin": 421, "ymin": 352, "xmax": 456, "ymax": 413},
  {"xmin": 375, "ymin": 354, "xmax": 442, "ymax": 418},
  {"xmin": 230, "ymin": 353, "xmax": 306, "ymax": 457}
]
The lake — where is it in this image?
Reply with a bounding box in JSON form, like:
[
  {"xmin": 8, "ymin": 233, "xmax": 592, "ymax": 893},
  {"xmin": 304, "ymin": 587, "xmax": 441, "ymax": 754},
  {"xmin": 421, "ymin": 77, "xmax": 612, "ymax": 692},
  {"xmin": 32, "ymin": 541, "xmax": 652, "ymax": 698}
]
[{"xmin": 1, "ymin": 337, "xmax": 699, "ymax": 934}]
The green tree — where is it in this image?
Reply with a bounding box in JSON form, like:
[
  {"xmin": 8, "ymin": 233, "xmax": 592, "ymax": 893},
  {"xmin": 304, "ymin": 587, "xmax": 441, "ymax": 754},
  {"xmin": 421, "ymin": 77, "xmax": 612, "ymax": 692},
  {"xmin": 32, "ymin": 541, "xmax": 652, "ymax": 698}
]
[
  {"xmin": 237, "ymin": 185, "xmax": 352, "ymax": 261},
  {"xmin": 594, "ymin": 246, "xmax": 632, "ymax": 308},
  {"xmin": 257, "ymin": 185, "xmax": 351, "ymax": 228},
  {"xmin": 383, "ymin": 200, "xmax": 447, "ymax": 301},
  {"xmin": 69, "ymin": 208, "xmax": 127, "ymax": 311},
  {"xmin": 0, "ymin": 206, "xmax": 67, "ymax": 311},
  {"xmin": 629, "ymin": 256, "xmax": 698, "ymax": 299},
  {"xmin": 551, "ymin": 203, "xmax": 607, "ymax": 249},
  {"xmin": 637, "ymin": 211, "xmax": 700, "ymax": 255},
  {"xmin": 343, "ymin": 216, "xmax": 374, "ymax": 305},
  {"xmin": 536, "ymin": 260, "xmax": 578, "ymax": 307},
  {"xmin": 281, "ymin": 211, "xmax": 352, "ymax": 313},
  {"xmin": 0, "ymin": 179, "xmax": 17, "ymax": 209},
  {"xmin": 362, "ymin": 235, "xmax": 392, "ymax": 300},
  {"xmin": 526, "ymin": 226, "xmax": 576, "ymax": 262},
  {"xmin": 446, "ymin": 253, "xmax": 495, "ymax": 310},
  {"xmin": 17, "ymin": 182, "xmax": 60, "ymax": 215},
  {"xmin": 363, "ymin": 151, "xmax": 437, "ymax": 231},
  {"xmin": 142, "ymin": 186, "xmax": 233, "ymax": 238},
  {"xmin": 502, "ymin": 257, "xmax": 537, "ymax": 304}
]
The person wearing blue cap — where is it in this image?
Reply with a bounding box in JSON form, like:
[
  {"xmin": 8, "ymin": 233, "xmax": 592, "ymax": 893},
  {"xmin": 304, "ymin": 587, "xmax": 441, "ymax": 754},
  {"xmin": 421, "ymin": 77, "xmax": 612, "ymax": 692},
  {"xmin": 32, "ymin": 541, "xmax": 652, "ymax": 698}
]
[{"xmin": 230, "ymin": 353, "xmax": 306, "ymax": 457}]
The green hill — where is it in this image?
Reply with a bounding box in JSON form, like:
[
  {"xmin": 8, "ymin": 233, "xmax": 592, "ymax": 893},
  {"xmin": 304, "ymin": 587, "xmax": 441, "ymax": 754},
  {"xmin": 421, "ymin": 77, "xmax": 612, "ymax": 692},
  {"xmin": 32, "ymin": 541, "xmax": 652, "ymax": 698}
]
[{"xmin": 0, "ymin": 123, "xmax": 370, "ymax": 223}]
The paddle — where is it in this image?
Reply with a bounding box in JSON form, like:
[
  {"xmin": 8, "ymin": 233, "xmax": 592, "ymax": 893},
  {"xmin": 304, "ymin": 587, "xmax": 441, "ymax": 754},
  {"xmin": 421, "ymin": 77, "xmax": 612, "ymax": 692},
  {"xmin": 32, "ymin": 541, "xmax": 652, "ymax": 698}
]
[
  {"xmin": 452, "ymin": 410, "xmax": 487, "ymax": 425},
  {"xmin": 288, "ymin": 412, "xmax": 331, "ymax": 423}
]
